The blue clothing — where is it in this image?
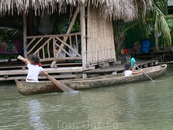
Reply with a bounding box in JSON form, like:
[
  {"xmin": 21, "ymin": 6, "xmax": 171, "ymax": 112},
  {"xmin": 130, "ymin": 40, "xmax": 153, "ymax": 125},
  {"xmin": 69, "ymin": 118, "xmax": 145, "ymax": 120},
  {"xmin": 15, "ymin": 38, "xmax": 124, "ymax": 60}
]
[{"xmin": 130, "ymin": 57, "xmax": 136, "ymax": 68}]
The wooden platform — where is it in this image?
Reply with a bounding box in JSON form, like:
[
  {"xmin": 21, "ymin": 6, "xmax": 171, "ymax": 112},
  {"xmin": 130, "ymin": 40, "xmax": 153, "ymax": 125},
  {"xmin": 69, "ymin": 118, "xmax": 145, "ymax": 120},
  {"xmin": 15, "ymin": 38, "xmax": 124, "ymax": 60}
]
[
  {"xmin": 0, "ymin": 60, "xmax": 158, "ymax": 81},
  {"xmin": 85, "ymin": 60, "xmax": 158, "ymax": 77},
  {"xmin": 133, "ymin": 51, "xmax": 173, "ymax": 62},
  {"xmin": 0, "ymin": 67, "xmax": 84, "ymax": 81}
]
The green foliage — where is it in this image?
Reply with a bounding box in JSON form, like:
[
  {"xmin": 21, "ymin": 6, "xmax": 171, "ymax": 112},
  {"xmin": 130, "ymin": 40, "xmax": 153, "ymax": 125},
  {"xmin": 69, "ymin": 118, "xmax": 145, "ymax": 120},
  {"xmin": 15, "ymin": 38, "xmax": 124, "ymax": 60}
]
[
  {"xmin": 165, "ymin": 15, "xmax": 173, "ymax": 35},
  {"xmin": 113, "ymin": 0, "xmax": 171, "ymax": 48},
  {"xmin": 0, "ymin": 13, "xmax": 23, "ymax": 40},
  {"xmin": 52, "ymin": 16, "xmax": 69, "ymax": 34},
  {"xmin": 0, "ymin": 27, "xmax": 22, "ymax": 40},
  {"xmin": 154, "ymin": 0, "xmax": 168, "ymax": 15},
  {"xmin": 0, "ymin": 54, "xmax": 17, "ymax": 60},
  {"xmin": 51, "ymin": 7, "xmax": 80, "ymax": 34},
  {"xmin": 129, "ymin": 2, "xmax": 170, "ymax": 44},
  {"xmin": 113, "ymin": 20, "xmax": 125, "ymax": 39},
  {"xmin": 72, "ymin": 20, "xmax": 80, "ymax": 32},
  {"xmin": 152, "ymin": 2, "xmax": 171, "ymax": 47}
]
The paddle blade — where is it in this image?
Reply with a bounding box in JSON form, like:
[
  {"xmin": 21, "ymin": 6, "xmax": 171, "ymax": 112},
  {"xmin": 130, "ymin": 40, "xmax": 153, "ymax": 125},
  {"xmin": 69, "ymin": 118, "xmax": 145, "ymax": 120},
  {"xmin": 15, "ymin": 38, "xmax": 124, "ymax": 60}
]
[
  {"xmin": 17, "ymin": 55, "xmax": 25, "ymax": 61},
  {"xmin": 46, "ymin": 75, "xmax": 78, "ymax": 93},
  {"xmin": 59, "ymin": 82, "xmax": 79, "ymax": 93}
]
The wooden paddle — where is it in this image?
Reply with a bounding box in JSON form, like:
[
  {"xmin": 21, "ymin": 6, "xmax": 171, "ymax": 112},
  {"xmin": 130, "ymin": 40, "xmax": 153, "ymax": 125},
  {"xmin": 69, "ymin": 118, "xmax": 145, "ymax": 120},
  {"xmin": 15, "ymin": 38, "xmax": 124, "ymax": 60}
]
[
  {"xmin": 135, "ymin": 64, "xmax": 155, "ymax": 82},
  {"xmin": 130, "ymin": 57, "xmax": 155, "ymax": 82},
  {"xmin": 45, "ymin": 74, "xmax": 77, "ymax": 92},
  {"xmin": 17, "ymin": 55, "xmax": 77, "ymax": 93}
]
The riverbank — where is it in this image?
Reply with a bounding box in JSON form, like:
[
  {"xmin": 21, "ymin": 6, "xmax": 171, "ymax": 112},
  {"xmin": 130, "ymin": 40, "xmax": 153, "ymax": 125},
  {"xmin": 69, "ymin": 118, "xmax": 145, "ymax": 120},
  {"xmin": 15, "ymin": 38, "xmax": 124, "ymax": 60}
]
[{"xmin": 0, "ymin": 60, "xmax": 158, "ymax": 81}]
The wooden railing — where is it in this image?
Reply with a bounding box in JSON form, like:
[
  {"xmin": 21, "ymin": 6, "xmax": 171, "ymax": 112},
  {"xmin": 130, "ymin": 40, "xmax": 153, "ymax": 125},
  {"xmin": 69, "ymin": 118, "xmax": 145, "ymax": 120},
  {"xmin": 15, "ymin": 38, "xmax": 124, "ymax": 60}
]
[{"xmin": 26, "ymin": 32, "xmax": 81, "ymax": 62}]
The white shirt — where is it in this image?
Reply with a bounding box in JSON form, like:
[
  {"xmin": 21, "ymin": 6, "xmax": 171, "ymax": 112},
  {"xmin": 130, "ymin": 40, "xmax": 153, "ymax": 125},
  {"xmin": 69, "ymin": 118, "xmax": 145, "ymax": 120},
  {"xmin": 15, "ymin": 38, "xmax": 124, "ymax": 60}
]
[
  {"xmin": 125, "ymin": 70, "xmax": 132, "ymax": 76},
  {"xmin": 26, "ymin": 64, "xmax": 43, "ymax": 81}
]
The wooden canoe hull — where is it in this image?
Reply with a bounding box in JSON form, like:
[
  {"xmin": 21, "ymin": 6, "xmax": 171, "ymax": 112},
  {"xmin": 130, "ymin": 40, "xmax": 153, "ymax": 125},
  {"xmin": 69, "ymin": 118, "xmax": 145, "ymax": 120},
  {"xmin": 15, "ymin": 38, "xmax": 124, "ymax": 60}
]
[{"xmin": 15, "ymin": 64, "xmax": 167, "ymax": 95}]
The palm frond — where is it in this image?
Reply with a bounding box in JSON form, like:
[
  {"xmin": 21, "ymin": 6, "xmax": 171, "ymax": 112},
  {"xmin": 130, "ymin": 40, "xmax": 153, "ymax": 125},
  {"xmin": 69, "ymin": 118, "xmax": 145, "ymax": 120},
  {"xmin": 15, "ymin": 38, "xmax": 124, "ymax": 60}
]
[
  {"xmin": 153, "ymin": 0, "xmax": 168, "ymax": 15},
  {"xmin": 0, "ymin": 27, "xmax": 22, "ymax": 39},
  {"xmin": 152, "ymin": 3, "xmax": 171, "ymax": 47},
  {"xmin": 126, "ymin": 0, "xmax": 171, "ymax": 47}
]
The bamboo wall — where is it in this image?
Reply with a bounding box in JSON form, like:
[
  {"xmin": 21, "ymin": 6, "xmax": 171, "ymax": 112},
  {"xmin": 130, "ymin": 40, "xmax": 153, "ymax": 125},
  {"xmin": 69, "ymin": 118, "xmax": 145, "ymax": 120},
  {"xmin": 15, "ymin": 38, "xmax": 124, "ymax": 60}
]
[{"xmin": 87, "ymin": 6, "xmax": 116, "ymax": 64}]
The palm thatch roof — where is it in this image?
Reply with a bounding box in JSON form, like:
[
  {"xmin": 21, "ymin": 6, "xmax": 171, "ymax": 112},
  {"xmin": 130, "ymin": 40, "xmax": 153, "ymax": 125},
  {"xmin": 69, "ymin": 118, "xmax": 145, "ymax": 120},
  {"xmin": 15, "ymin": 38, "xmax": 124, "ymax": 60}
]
[{"xmin": 0, "ymin": 0, "xmax": 152, "ymax": 22}]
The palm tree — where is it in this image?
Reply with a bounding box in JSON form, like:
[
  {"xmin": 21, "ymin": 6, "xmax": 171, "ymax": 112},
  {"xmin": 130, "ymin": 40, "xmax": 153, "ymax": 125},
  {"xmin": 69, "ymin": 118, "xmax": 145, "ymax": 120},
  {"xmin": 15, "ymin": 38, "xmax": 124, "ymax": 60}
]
[{"xmin": 113, "ymin": 0, "xmax": 171, "ymax": 53}]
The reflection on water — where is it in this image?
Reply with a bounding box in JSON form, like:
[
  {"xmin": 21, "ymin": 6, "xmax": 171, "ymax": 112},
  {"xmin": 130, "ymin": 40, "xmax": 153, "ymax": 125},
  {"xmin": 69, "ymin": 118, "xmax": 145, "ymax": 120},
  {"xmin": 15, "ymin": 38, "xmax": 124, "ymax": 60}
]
[
  {"xmin": 26, "ymin": 99, "xmax": 50, "ymax": 130},
  {"xmin": 0, "ymin": 67, "xmax": 173, "ymax": 130}
]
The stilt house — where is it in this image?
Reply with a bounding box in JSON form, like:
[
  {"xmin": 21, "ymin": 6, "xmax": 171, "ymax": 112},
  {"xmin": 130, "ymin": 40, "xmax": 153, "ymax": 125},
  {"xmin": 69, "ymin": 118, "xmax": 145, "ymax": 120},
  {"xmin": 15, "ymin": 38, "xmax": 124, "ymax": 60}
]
[{"xmin": 0, "ymin": 0, "xmax": 152, "ymax": 70}]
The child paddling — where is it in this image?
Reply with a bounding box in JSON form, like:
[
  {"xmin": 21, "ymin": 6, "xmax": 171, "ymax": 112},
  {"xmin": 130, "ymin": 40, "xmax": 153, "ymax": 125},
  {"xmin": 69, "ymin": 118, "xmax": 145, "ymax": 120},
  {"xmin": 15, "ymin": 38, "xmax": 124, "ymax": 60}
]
[
  {"xmin": 20, "ymin": 54, "xmax": 48, "ymax": 82},
  {"xmin": 124, "ymin": 62, "xmax": 143, "ymax": 76}
]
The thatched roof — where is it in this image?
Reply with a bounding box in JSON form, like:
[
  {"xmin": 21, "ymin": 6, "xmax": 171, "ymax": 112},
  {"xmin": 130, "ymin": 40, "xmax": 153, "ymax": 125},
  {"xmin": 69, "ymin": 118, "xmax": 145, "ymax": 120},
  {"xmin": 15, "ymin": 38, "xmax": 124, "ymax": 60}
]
[{"xmin": 0, "ymin": 0, "xmax": 152, "ymax": 22}]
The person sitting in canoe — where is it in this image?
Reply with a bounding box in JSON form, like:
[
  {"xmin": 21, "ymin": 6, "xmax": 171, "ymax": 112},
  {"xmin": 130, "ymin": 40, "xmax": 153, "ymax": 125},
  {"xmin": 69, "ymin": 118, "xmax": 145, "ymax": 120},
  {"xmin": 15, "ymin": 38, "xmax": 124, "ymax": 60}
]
[
  {"xmin": 124, "ymin": 63, "xmax": 143, "ymax": 76},
  {"xmin": 21, "ymin": 54, "xmax": 48, "ymax": 82}
]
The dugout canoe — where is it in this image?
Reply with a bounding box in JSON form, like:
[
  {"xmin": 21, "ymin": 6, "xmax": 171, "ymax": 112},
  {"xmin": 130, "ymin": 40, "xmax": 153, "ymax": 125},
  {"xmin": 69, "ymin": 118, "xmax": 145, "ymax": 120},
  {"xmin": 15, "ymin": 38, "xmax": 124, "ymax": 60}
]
[{"xmin": 15, "ymin": 64, "xmax": 167, "ymax": 95}]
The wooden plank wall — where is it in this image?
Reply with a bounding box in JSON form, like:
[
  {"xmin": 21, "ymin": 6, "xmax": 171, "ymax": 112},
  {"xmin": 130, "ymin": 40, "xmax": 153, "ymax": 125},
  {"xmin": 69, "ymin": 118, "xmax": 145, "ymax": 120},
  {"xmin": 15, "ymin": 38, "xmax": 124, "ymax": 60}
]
[{"xmin": 87, "ymin": 5, "xmax": 116, "ymax": 64}]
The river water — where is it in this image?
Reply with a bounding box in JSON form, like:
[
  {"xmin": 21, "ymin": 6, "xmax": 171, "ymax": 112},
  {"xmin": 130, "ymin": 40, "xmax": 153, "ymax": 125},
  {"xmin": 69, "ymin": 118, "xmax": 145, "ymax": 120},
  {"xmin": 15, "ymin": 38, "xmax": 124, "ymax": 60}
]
[{"xmin": 0, "ymin": 66, "xmax": 173, "ymax": 130}]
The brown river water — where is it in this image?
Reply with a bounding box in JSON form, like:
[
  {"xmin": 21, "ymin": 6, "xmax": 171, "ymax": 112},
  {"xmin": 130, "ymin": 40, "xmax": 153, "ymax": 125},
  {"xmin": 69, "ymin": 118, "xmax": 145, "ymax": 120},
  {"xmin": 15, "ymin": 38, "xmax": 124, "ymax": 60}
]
[{"xmin": 0, "ymin": 66, "xmax": 173, "ymax": 130}]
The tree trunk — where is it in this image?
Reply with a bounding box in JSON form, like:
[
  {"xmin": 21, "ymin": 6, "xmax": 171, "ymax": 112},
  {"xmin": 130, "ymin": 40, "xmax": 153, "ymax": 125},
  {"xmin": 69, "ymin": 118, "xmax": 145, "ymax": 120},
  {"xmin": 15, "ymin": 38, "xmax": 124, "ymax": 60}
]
[{"xmin": 155, "ymin": 33, "xmax": 159, "ymax": 52}]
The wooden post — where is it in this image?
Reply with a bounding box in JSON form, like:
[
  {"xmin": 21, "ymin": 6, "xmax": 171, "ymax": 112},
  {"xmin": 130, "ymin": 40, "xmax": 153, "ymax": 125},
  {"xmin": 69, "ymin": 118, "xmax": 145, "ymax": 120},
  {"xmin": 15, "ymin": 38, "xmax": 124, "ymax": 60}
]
[
  {"xmin": 23, "ymin": 11, "xmax": 27, "ymax": 58},
  {"xmin": 80, "ymin": 4, "xmax": 87, "ymax": 78},
  {"xmin": 50, "ymin": 6, "xmax": 79, "ymax": 68},
  {"xmin": 155, "ymin": 33, "xmax": 159, "ymax": 52}
]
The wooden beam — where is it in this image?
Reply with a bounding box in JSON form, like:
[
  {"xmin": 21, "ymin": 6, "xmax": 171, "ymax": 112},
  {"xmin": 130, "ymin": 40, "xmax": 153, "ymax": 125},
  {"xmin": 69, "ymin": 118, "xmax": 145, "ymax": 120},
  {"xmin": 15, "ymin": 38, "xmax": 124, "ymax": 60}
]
[
  {"xmin": 23, "ymin": 11, "xmax": 27, "ymax": 58},
  {"xmin": 155, "ymin": 33, "xmax": 159, "ymax": 52},
  {"xmin": 80, "ymin": 4, "xmax": 87, "ymax": 78},
  {"xmin": 55, "ymin": 37, "xmax": 81, "ymax": 57},
  {"xmin": 80, "ymin": 4, "xmax": 87, "ymax": 69},
  {"xmin": 40, "ymin": 57, "xmax": 82, "ymax": 62},
  {"xmin": 0, "ymin": 67, "xmax": 83, "ymax": 76},
  {"xmin": 26, "ymin": 32, "xmax": 81, "ymax": 39},
  {"xmin": 50, "ymin": 6, "xmax": 80, "ymax": 68}
]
